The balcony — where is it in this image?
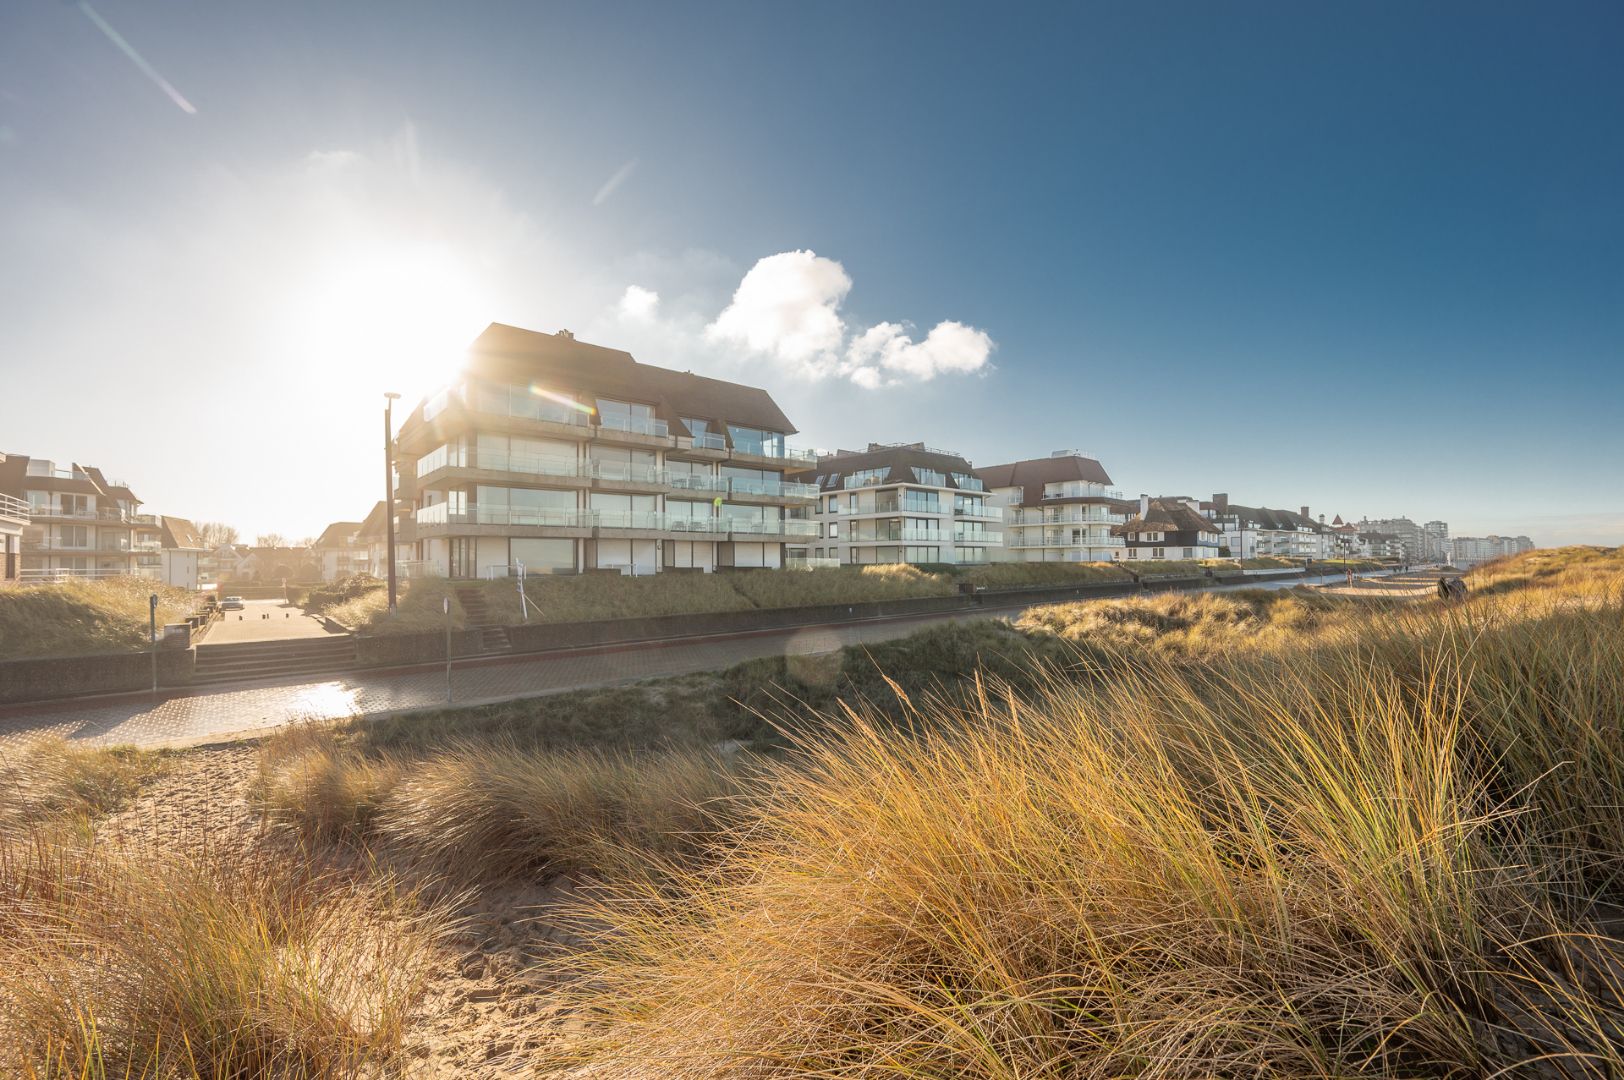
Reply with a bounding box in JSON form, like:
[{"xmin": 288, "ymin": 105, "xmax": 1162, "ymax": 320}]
[
  {"xmin": 588, "ymin": 460, "xmax": 666, "ymax": 486},
  {"xmin": 472, "ymin": 452, "xmax": 582, "ymax": 479},
  {"xmin": 851, "ymin": 528, "xmax": 945, "ymax": 544},
  {"xmin": 1040, "ymin": 487, "xmax": 1126, "ymax": 501},
  {"xmin": 0, "ymin": 492, "xmax": 28, "ymax": 526},
  {"xmin": 1039, "ymin": 511, "xmax": 1126, "ymax": 525},
  {"xmin": 875, "ymin": 498, "xmax": 945, "ymax": 515},
  {"xmin": 597, "ymin": 415, "xmax": 669, "ymax": 439},
  {"xmin": 594, "ymin": 509, "xmax": 669, "ymax": 531},
  {"xmin": 28, "ymin": 507, "xmax": 128, "ymax": 522},
  {"xmin": 668, "ymin": 472, "xmax": 730, "ymax": 494},
  {"xmin": 726, "ymin": 477, "xmax": 822, "ymax": 500},
  {"xmin": 416, "ymin": 505, "xmax": 592, "ymax": 529},
  {"xmin": 952, "ymin": 531, "xmax": 1003, "ymax": 546},
  {"xmin": 953, "ymin": 505, "xmax": 1003, "ymax": 521}
]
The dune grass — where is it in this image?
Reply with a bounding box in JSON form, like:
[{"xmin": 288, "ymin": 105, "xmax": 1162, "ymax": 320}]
[
  {"xmin": 549, "ymin": 570, "xmax": 1624, "ymax": 1078},
  {"xmin": 0, "ymin": 739, "xmax": 166, "ymax": 834},
  {"xmin": 253, "ymin": 725, "xmax": 746, "ymax": 883},
  {"xmin": 1015, "ymin": 587, "xmax": 1349, "ymax": 657},
  {"xmin": 0, "ymin": 577, "xmax": 197, "ymax": 658},
  {"xmin": 954, "ymin": 561, "xmax": 1133, "ymax": 588}
]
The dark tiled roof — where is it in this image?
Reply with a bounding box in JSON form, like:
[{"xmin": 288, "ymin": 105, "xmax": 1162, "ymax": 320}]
[
  {"xmin": 313, "ymin": 520, "xmax": 365, "ymax": 549},
  {"xmin": 1113, "ymin": 498, "xmax": 1220, "ymax": 537},
  {"xmin": 788, "ymin": 443, "xmax": 978, "ymax": 491},
  {"xmin": 974, "ymin": 454, "xmax": 1114, "ymax": 507},
  {"xmin": 1201, "ymin": 502, "xmax": 1325, "ymax": 533},
  {"xmin": 402, "ymin": 323, "xmax": 798, "ymax": 442},
  {"xmin": 0, "ymin": 454, "xmax": 122, "ymax": 499},
  {"xmin": 160, "ymin": 516, "xmax": 207, "ymax": 550}
]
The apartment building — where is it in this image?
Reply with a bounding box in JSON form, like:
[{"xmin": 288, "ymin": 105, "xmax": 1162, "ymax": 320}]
[
  {"xmin": 1114, "ymin": 496, "xmax": 1223, "ymax": 560},
  {"xmin": 0, "ymin": 453, "xmax": 156, "ymax": 581},
  {"xmin": 1359, "ymin": 532, "xmax": 1406, "ymax": 559},
  {"xmin": 1424, "ymin": 520, "xmax": 1450, "ymax": 562},
  {"xmin": 1356, "ymin": 517, "xmax": 1439, "ymax": 563},
  {"xmin": 393, "ymin": 324, "xmax": 818, "ymax": 577},
  {"xmin": 312, "ymin": 518, "xmax": 370, "ymax": 581},
  {"xmin": 786, "ymin": 443, "xmax": 1001, "ymax": 566},
  {"xmin": 1449, "ymin": 534, "xmax": 1535, "ymax": 565},
  {"xmin": 1199, "ymin": 494, "xmax": 1330, "ymax": 560},
  {"xmin": 0, "ymin": 454, "xmax": 24, "ymax": 582},
  {"xmin": 975, "ymin": 452, "xmax": 1126, "ymax": 563}
]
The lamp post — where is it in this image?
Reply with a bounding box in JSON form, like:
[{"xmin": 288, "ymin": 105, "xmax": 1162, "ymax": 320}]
[{"xmin": 384, "ymin": 392, "xmax": 401, "ymax": 614}]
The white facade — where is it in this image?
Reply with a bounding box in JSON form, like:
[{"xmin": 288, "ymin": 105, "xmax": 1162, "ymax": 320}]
[
  {"xmin": 1449, "ymin": 534, "xmax": 1535, "ymax": 565},
  {"xmin": 979, "ymin": 453, "xmax": 1125, "ymax": 564},
  {"xmin": 797, "ymin": 460, "xmax": 1001, "ymax": 567}
]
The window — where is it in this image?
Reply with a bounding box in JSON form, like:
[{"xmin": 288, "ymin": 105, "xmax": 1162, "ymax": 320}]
[
  {"xmin": 598, "ymin": 398, "xmax": 665, "ymax": 436},
  {"xmin": 727, "ymin": 425, "xmax": 785, "ymax": 457},
  {"xmin": 1153, "ymin": 547, "xmax": 1165, "ymax": 559},
  {"xmin": 951, "ymin": 472, "xmax": 984, "ymax": 492},
  {"xmin": 829, "ymin": 522, "xmax": 839, "ymax": 538},
  {"xmin": 913, "ymin": 468, "xmax": 946, "ymax": 488},
  {"xmin": 843, "ymin": 467, "xmax": 890, "ymax": 488},
  {"xmin": 1183, "ymin": 547, "xmax": 1194, "ymax": 558}
]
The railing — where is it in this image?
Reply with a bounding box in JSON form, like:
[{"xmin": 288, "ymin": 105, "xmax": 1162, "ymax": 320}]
[
  {"xmin": 953, "ymin": 505, "xmax": 1003, "ymax": 520},
  {"xmin": 23, "ymin": 540, "xmax": 136, "ymax": 553},
  {"xmin": 594, "ymin": 510, "xmax": 669, "ymax": 531},
  {"xmin": 587, "ymin": 460, "xmax": 665, "ymax": 484},
  {"xmin": 1041, "ymin": 487, "xmax": 1126, "ymax": 501},
  {"xmin": 477, "ymin": 451, "xmax": 581, "ymax": 478},
  {"xmin": 133, "ymin": 540, "xmax": 162, "ymax": 552},
  {"xmin": 780, "ymin": 520, "xmax": 819, "ymax": 537},
  {"xmin": 668, "ymin": 473, "xmax": 729, "ymax": 493},
  {"xmin": 684, "ymin": 431, "xmax": 727, "ymax": 451},
  {"xmin": 416, "ymin": 505, "xmax": 592, "ymax": 528},
  {"xmin": 852, "ymin": 528, "xmax": 944, "ymax": 543},
  {"xmin": 597, "ymin": 415, "xmax": 669, "ymax": 438},
  {"xmin": 1040, "ymin": 511, "xmax": 1125, "ymax": 525},
  {"xmin": 875, "ymin": 498, "xmax": 944, "ymax": 515},
  {"xmin": 952, "ymin": 531, "xmax": 1003, "ymax": 545},
  {"xmin": 786, "ymin": 556, "xmax": 841, "ymax": 570},
  {"xmin": 27, "ymin": 507, "xmax": 128, "ymax": 522},
  {"xmin": 667, "ymin": 516, "xmax": 724, "ymax": 533},
  {"xmin": 0, "ymin": 492, "xmax": 29, "ymax": 522},
  {"xmin": 128, "ymin": 514, "xmax": 159, "ymax": 526},
  {"xmin": 17, "ymin": 567, "xmax": 138, "ymax": 582},
  {"xmin": 726, "ymin": 476, "xmax": 820, "ymax": 499}
]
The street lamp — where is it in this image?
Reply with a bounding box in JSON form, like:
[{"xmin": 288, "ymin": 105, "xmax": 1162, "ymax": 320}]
[{"xmin": 384, "ymin": 392, "xmax": 401, "ymax": 614}]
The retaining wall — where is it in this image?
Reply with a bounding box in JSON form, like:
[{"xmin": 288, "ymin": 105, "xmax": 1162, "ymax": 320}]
[{"xmin": 0, "ymin": 648, "xmax": 195, "ymax": 705}]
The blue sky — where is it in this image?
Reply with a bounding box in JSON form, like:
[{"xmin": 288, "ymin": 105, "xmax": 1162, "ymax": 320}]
[{"xmin": 2, "ymin": 1, "xmax": 1620, "ymax": 543}]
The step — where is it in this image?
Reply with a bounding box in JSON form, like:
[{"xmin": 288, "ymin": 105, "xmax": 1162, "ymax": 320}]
[
  {"xmin": 190, "ymin": 661, "xmax": 361, "ymax": 685},
  {"xmin": 478, "ymin": 626, "xmax": 511, "ymax": 652}
]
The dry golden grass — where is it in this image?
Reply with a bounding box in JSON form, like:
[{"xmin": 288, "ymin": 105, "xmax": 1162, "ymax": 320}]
[
  {"xmin": 0, "ymin": 577, "xmax": 197, "ymax": 658},
  {"xmin": 0, "ymin": 836, "xmax": 445, "ymax": 1079},
  {"xmin": 254, "ymin": 726, "xmax": 748, "ymax": 882},
  {"xmin": 1016, "ymin": 588, "xmax": 1348, "ymax": 656},
  {"xmin": 0, "ymin": 739, "xmax": 166, "ymax": 834},
  {"xmin": 956, "ymin": 561, "xmax": 1133, "ymax": 588},
  {"xmin": 546, "ymin": 549, "xmax": 1624, "ymax": 1078}
]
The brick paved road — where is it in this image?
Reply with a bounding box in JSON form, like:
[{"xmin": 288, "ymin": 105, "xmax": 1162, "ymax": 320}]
[
  {"xmin": 0, "ymin": 607, "xmax": 1021, "ymax": 749},
  {"xmin": 0, "ymin": 570, "xmax": 1402, "ymax": 750}
]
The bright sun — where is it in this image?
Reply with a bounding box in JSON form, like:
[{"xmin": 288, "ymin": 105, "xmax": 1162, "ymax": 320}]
[{"xmin": 287, "ymin": 244, "xmax": 489, "ymax": 404}]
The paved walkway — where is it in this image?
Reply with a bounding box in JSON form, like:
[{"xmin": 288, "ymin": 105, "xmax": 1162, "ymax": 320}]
[
  {"xmin": 205, "ymin": 599, "xmax": 341, "ymax": 643},
  {"xmin": 0, "ymin": 569, "xmax": 1406, "ymax": 750}
]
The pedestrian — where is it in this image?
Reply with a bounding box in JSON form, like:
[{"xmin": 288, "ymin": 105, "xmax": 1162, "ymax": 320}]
[{"xmin": 1436, "ymin": 576, "xmax": 1451, "ymax": 601}]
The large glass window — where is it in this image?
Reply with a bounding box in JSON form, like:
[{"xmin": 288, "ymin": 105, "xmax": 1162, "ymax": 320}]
[
  {"xmin": 597, "ymin": 398, "xmax": 666, "ymax": 436},
  {"xmin": 475, "ymin": 486, "xmax": 578, "ymax": 526},
  {"xmin": 913, "ymin": 468, "xmax": 946, "ymax": 488},
  {"xmin": 722, "ymin": 465, "xmax": 782, "ymax": 496},
  {"xmin": 951, "ymin": 473, "xmax": 984, "ymax": 492},
  {"xmin": 726, "ymin": 425, "xmax": 785, "ymax": 457},
  {"xmin": 843, "ymin": 467, "xmax": 890, "ymax": 488}
]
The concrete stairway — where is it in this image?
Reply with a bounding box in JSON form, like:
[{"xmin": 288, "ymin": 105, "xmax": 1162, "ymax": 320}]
[
  {"xmin": 193, "ymin": 636, "xmax": 358, "ymax": 684},
  {"xmin": 455, "ymin": 586, "xmax": 512, "ymax": 655}
]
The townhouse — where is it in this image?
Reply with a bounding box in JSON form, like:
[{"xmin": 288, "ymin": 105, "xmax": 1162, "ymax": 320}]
[
  {"xmin": 156, "ymin": 517, "xmax": 209, "ymax": 589},
  {"xmin": 1113, "ymin": 496, "xmax": 1223, "ymax": 560},
  {"xmin": 1199, "ymin": 495, "xmax": 1331, "ymax": 560},
  {"xmin": 393, "ymin": 324, "xmax": 818, "ymax": 577},
  {"xmin": 786, "ymin": 442, "xmax": 1001, "ymax": 566},
  {"xmin": 975, "ymin": 452, "xmax": 1126, "ymax": 563}
]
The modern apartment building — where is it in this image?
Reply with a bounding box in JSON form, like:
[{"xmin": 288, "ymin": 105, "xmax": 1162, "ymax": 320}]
[
  {"xmin": 393, "ymin": 324, "xmax": 818, "ymax": 577},
  {"xmin": 1449, "ymin": 534, "xmax": 1535, "ymax": 565},
  {"xmin": 976, "ymin": 452, "xmax": 1126, "ymax": 563},
  {"xmin": 1199, "ymin": 495, "xmax": 1330, "ymax": 560},
  {"xmin": 1114, "ymin": 496, "xmax": 1223, "ymax": 560},
  {"xmin": 0, "ymin": 453, "xmax": 157, "ymax": 581},
  {"xmin": 1356, "ymin": 517, "xmax": 1438, "ymax": 563},
  {"xmin": 786, "ymin": 443, "xmax": 1001, "ymax": 566},
  {"xmin": 0, "ymin": 454, "xmax": 25, "ymax": 582}
]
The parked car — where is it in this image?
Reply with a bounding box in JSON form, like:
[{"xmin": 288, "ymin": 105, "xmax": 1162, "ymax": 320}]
[{"xmin": 221, "ymin": 595, "xmax": 245, "ymax": 610}]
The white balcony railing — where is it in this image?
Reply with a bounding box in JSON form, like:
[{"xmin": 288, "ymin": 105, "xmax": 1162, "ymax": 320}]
[{"xmin": 0, "ymin": 492, "xmax": 28, "ymax": 523}]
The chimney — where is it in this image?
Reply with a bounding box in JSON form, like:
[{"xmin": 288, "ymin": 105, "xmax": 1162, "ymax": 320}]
[
  {"xmin": 1213, "ymin": 492, "xmax": 1228, "ymax": 513},
  {"xmin": 1319, "ymin": 513, "xmax": 1326, "ymax": 524},
  {"xmin": 1139, "ymin": 493, "xmax": 1149, "ymax": 517},
  {"xmin": 1300, "ymin": 505, "xmax": 1310, "ymax": 519},
  {"xmin": 555, "ymin": 329, "xmax": 575, "ymax": 339}
]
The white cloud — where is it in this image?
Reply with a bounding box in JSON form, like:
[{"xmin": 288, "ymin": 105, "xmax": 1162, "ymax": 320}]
[
  {"xmin": 846, "ymin": 319, "xmax": 996, "ymax": 385},
  {"xmin": 700, "ymin": 249, "xmax": 995, "ymax": 389},
  {"xmin": 705, "ymin": 250, "xmax": 852, "ymax": 375},
  {"xmin": 617, "ymin": 284, "xmax": 659, "ymax": 322}
]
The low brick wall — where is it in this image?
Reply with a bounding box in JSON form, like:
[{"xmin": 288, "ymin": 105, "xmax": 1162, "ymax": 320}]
[
  {"xmin": 353, "ymin": 629, "xmax": 488, "ymax": 668},
  {"xmin": 0, "ymin": 648, "xmax": 195, "ymax": 705}
]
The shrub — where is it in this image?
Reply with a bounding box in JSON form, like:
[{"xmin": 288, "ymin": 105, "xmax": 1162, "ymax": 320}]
[
  {"xmin": 0, "ymin": 738, "xmax": 164, "ymax": 832},
  {"xmin": 301, "ymin": 573, "xmax": 383, "ymax": 616}
]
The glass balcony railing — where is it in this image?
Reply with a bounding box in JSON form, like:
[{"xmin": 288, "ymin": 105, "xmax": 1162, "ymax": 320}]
[
  {"xmin": 668, "ymin": 472, "xmax": 729, "ymax": 493},
  {"xmin": 952, "ymin": 531, "xmax": 1002, "ymax": 545},
  {"xmin": 781, "ymin": 520, "xmax": 819, "ymax": 537},
  {"xmin": 875, "ymin": 498, "xmax": 944, "ymax": 515},
  {"xmin": 588, "ymin": 460, "xmax": 665, "ymax": 484},
  {"xmin": 953, "ymin": 505, "xmax": 1002, "ymax": 520},
  {"xmin": 668, "ymin": 516, "xmax": 724, "ymax": 533},
  {"xmin": 855, "ymin": 528, "xmax": 943, "ymax": 543},
  {"xmin": 597, "ymin": 415, "xmax": 670, "ymax": 438},
  {"xmin": 684, "ymin": 431, "xmax": 726, "ymax": 451},
  {"xmin": 473, "ymin": 452, "xmax": 581, "ymax": 478},
  {"xmin": 594, "ymin": 510, "xmax": 669, "ymax": 531}
]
